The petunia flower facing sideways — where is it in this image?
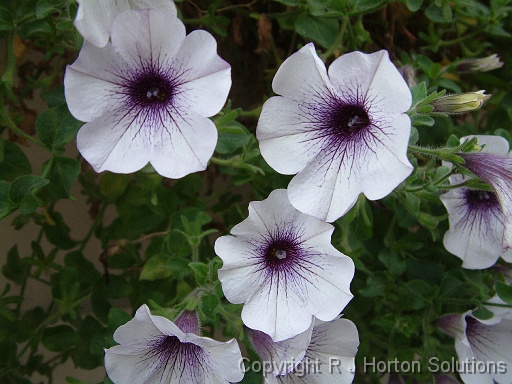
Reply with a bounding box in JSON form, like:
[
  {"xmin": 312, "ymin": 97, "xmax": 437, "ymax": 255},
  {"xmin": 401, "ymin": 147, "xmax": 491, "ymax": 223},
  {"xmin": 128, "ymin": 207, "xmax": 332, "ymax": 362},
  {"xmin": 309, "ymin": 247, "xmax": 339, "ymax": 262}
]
[
  {"xmin": 437, "ymin": 311, "xmax": 512, "ymax": 384},
  {"xmin": 65, "ymin": 9, "xmax": 231, "ymax": 179},
  {"xmin": 215, "ymin": 189, "xmax": 355, "ymax": 342},
  {"xmin": 104, "ymin": 305, "xmax": 244, "ymax": 383},
  {"xmin": 256, "ymin": 44, "xmax": 413, "ymax": 222},
  {"xmin": 74, "ymin": 0, "xmax": 177, "ymax": 48},
  {"xmin": 248, "ymin": 317, "xmax": 359, "ymax": 384},
  {"xmin": 440, "ymin": 173, "xmax": 512, "ymax": 269},
  {"xmin": 458, "ymin": 135, "xmax": 512, "ymax": 251}
]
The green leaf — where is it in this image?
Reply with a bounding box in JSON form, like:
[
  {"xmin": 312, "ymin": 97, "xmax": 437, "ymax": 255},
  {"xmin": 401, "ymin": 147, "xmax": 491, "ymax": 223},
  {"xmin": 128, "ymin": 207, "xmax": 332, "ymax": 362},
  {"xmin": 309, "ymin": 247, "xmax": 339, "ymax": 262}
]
[
  {"xmin": 440, "ymin": 0, "xmax": 452, "ymax": 22},
  {"xmin": 35, "ymin": 105, "xmax": 83, "ymax": 151},
  {"xmin": 201, "ymin": 294, "xmax": 220, "ymax": 322},
  {"xmin": 378, "ymin": 249, "xmax": 406, "ymax": 277},
  {"xmin": 294, "ymin": 14, "xmax": 338, "ymax": 48},
  {"xmin": 425, "ymin": 2, "xmax": 449, "ymax": 23},
  {"xmin": 272, "ymin": 0, "xmax": 306, "ymax": 4},
  {"xmin": 409, "ymin": 126, "xmax": 419, "ymax": 145},
  {"xmin": 308, "ymin": 0, "xmax": 345, "ymax": 18},
  {"xmin": 496, "ymin": 281, "xmax": 512, "ymax": 306},
  {"xmin": 100, "ymin": 172, "xmax": 130, "ymax": 201},
  {"xmin": 360, "ymin": 273, "xmax": 387, "ymax": 297},
  {"xmin": 410, "ymin": 82, "xmax": 427, "ymax": 106},
  {"xmin": 411, "ymin": 114, "xmax": 435, "ymax": 127},
  {"xmin": 17, "ymin": 19, "xmax": 52, "ymax": 39},
  {"xmin": 36, "ymin": 0, "xmax": 60, "ymax": 19},
  {"xmin": 140, "ymin": 254, "xmax": 191, "ymax": 281},
  {"xmin": 107, "ymin": 307, "xmax": 131, "ymax": 332},
  {"xmin": 91, "ymin": 292, "xmax": 112, "ymax": 325},
  {"xmin": 95, "ymin": 275, "xmax": 132, "ymax": 299},
  {"xmin": 40, "ymin": 86, "xmax": 66, "ymax": 107},
  {"xmin": 140, "ymin": 254, "xmax": 172, "ymax": 281},
  {"xmin": 9, "ymin": 175, "xmax": 48, "ymax": 214},
  {"xmin": 348, "ymin": 0, "xmax": 389, "ymax": 16},
  {"xmin": 216, "ymin": 122, "xmax": 251, "ymax": 154},
  {"xmin": 189, "ymin": 262, "xmax": 209, "ymax": 285},
  {"xmin": 0, "ymin": 7, "xmax": 14, "ymax": 31},
  {"xmin": 42, "ymin": 156, "xmax": 81, "ymax": 199},
  {"xmin": 42, "ymin": 325, "xmax": 78, "ymax": 352},
  {"xmin": 43, "ymin": 211, "xmax": 77, "ymax": 249},
  {"xmin": 401, "ymin": 280, "xmax": 433, "ymax": 310},
  {"xmin": 0, "ymin": 140, "xmax": 32, "ymax": 181},
  {"xmin": 446, "ymin": 134, "xmax": 460, "ymax": 148},
  {"xmin": 64, "ymin": 252, "xmax": 101, "ymax": 288},
  {"xmin": 0, "ymin": 180, "xmax": 14, "ymax": 219},
  {"xmin": 406, "ymin": 0, "xmax": 423, "ymax": 11},
  {"xmin": 472, "ymin": 306, "xmax": 494, "ymax": 320},
  {"xmin": 2, "ymin": 246, "xmax": 30, "ymax": 285}
]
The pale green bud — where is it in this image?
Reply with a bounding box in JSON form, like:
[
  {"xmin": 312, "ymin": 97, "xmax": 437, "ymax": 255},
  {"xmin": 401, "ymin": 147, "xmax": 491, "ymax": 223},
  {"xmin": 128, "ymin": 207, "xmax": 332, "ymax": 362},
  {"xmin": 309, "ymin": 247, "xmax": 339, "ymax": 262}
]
[
  {"xmin": 456, "ymin": 54, "xmax": 503, "ymax": 73},
  {"xmin": 430, "ymin": 90, "xmax": 491, "ymax": 114}
]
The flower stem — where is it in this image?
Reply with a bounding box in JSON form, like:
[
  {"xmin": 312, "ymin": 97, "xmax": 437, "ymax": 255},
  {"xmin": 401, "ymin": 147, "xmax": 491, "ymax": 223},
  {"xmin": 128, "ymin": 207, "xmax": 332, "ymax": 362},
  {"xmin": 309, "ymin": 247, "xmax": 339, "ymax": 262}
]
[
  {"xmin": 78, "ymin": 203, "xmax": 107, "ymax": 253},
  {"xmin": 0, "ymin": 105, "xmax": 46, "ymax": 148},
  {"xmin": 322, "ymin": 15, "xmax": 349, "ymax": 61},
  {"xmin": 239, "ymin": 105, "xmax": 262, "ymax": 118}
]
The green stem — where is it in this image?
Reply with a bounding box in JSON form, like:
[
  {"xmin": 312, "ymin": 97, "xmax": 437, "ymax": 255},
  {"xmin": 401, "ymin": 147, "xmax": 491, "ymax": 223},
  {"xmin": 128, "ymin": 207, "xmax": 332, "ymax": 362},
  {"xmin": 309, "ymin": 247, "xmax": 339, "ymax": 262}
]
[
  {"xmin": 210, "ymin": 156, "xmax": 240, "ymax": 166},
  {"xmin": 0, "ymin": 105, "xmax": 46, "ymax": 148},
  {"xmin": 16, "ymin": 310, "xmax": 61, "ymax": 359},
  {"xmin": 482, "ymin": 301, "xmax": 512, "ymax": 308},
  {"xmin": 408, "ymin": 144, "xmax": 441, "ymax": 156},
  {"xmin": 78, "ymin": 203, "xmax": 107, "ymax": 253},
  {"xmin": 191, "ymin": 244, "xmax": 200, "ymax": 263},
  {"xmin": 433, "ymin": 169, "xmax": 457, "ymax": 186},
  {"xmin": 183, "ymin": 18, "xmax": 204, "ymax": 24},
  {"xmin": 437, "ymin": 30, "xmax": 480, "ymax": 47},
  {"xmin": 239, "ymin": 105, "xmax": 262, "ymax": 118},
  {"xmin": 40, "ymin": 156, "xmax": 55, "ymax": 179},
  {"xmin": 321, "ymin": 15, "xmax": 349, "ymax": 61}
]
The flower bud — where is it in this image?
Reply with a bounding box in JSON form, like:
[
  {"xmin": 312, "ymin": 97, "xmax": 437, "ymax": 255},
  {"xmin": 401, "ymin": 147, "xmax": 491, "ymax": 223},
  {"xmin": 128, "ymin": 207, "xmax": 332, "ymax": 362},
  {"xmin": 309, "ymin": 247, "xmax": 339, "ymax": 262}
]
[
  {"xmin": 456, "ymin": 54, "xmax": 503, "ymax": 73},
  {"xmin": 430, "ymin": 90, "xmax": 491, "ymax": 114}
]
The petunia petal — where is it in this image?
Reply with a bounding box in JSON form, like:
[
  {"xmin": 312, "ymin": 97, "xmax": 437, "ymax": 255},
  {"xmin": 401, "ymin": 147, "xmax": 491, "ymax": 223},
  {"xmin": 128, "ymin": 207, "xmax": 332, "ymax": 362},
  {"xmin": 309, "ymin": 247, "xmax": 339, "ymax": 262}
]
[
  {"xmin": 171, "ymin": 30, "xmax": 231, "ymax": 117},
  {"xmin": 257, "ymin": 97, "xmax": 325, "ymax": 175},
  {"xmin": 64, "ymin": 42, "xmax": 130, "ymax": 122},
  {"xmin": 110, "ymin": 9, "xmax": 185, "ymax": 68},
  {"xmin": 272, "ymin": 43, "xmax": 332, "ymax": 101},
  {"xmin": 328, "ymin": 50, "xmax": 412, "ymax": 114},
  {"xmin": 76, "ymin": 108, "xmax": 151, "ymax": 174},
  {"xmin": 74, "ymin": 0, "xmax": 127, "ymax": 48},
  {"xmin": 149, "ymin": 111, "xmax": 218, "ymax": 178},
  {"xmin": 112, "ymin": 304, "xmax": 162, "ymax": 345}
]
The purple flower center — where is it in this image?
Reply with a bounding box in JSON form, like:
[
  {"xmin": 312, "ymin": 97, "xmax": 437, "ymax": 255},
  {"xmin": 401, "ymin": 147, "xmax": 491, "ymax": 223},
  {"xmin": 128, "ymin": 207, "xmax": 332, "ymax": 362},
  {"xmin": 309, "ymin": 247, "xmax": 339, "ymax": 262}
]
[
  {"xmin": 329, "ymin": 103, "xmax": 371, "ymax": 139},
  {"xmin": 296, "ymin": 85, "xmax": 384, "ymax": 170},
  {"xmin": 464, "ymin": 189, "xmax": 499, "ymax": 211},
  {"xmin": 249, "ymin": 222, "xmax": 322, "ymax": 300},
  {"xmin": 457, "ymin": 188, "xmax": 502, "ymax": 231},
  {"xmin": 129, "ymin": 71, "xmax": 174, "ymax": 107},
  {"xmin": 142, "ymin": 335, "xmax": 206, "ymax": 380},
  {"xmin": 265, "ymin": 240, "xmax": 298, "ymax": 264}
]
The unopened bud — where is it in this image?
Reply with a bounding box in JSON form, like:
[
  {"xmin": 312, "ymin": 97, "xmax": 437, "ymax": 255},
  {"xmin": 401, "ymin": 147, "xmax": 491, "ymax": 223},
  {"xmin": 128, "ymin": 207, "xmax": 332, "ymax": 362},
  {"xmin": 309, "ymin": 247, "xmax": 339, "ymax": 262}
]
[
  {"xmin": 456, "ymin": 54, "xmax": 503, "ymax": 73},
  {"xmin": 430, "ymin": 90, "xmax": 491, "ymax": 114}
]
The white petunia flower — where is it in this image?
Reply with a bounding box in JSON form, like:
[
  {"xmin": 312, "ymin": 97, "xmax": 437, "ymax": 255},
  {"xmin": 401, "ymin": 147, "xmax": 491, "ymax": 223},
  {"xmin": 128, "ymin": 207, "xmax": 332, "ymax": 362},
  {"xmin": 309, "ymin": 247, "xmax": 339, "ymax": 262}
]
[
  {"xmin": 440, "ymin": 173, "xmax": 512, "ymax": 269},
  {"xmin": 437, "ymin": 311, "xmax": 512, "ymax": 384},
  {"xmin": 247, "ymin": 322, "xmax": 314, "ymax": 377},
  {"xmin": 250, "ymin": 317, "xmax": 358, "ymax": 384},
  {"xmin": 458, "ymin": 135, "xmax": 512, "ymax": 251},
  {"xmin": 65, "ymin": 9, "xmax": 231, "ymax": 178},
  {"xmin": 215, "ymin": 189, "xmax": 355, "ymax": 342},
  {"xmin": 256, "ymin": 44, "xmax": 413, "ymax": 222},
  {"xmin": 74, "ymin": 0, "xmax": 177, "ymax": 48},
  {"xmin": 104, "ymin": 305, "xmax": 244, "ymax": 383}
]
